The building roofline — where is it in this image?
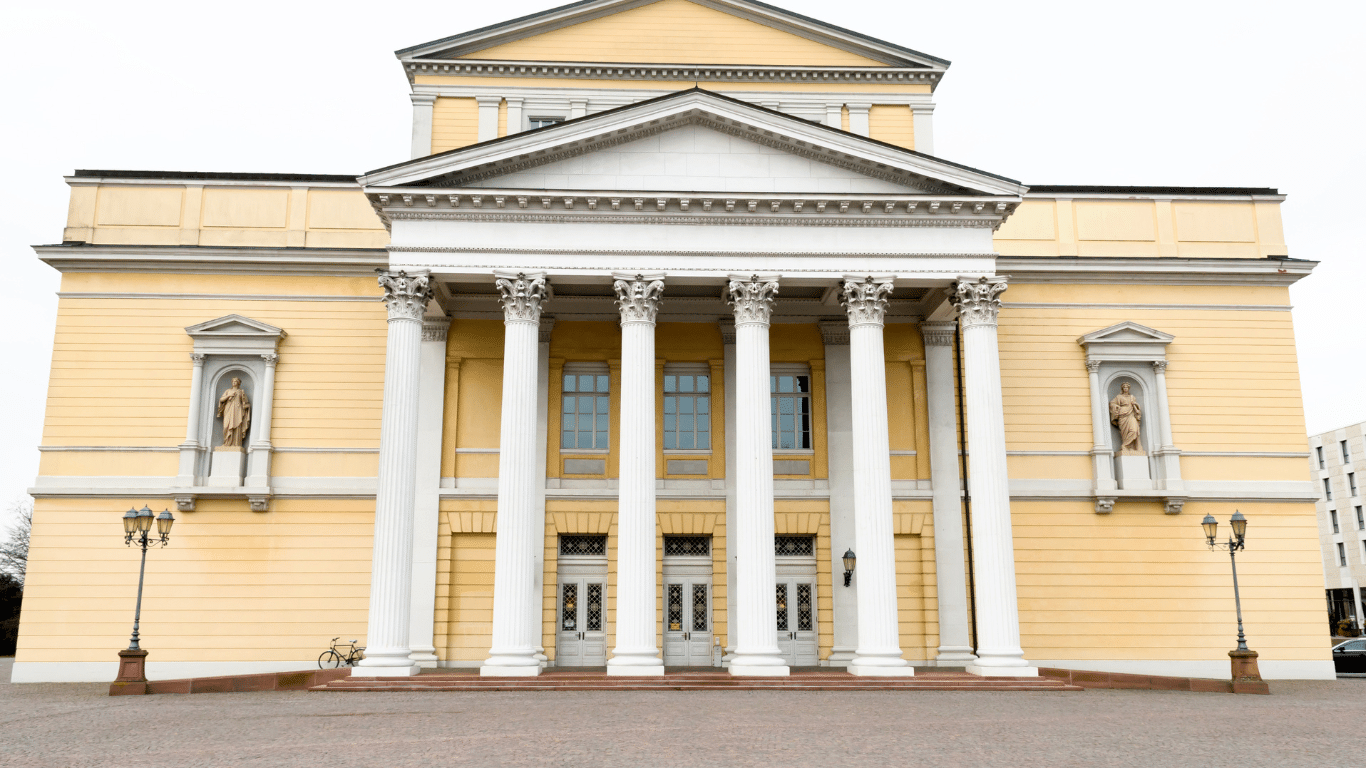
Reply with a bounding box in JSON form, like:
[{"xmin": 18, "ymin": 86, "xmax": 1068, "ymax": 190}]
[
  {"xmin": 72, "ymin": 170, "xmax": 359, "ymax": 184},
  {"xmin": 1028, "ymin": 185, "xmax": 1280, "ymax": 197}
]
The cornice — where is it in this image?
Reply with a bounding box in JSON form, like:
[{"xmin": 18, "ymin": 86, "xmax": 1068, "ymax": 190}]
[
  {"xmin": 404, "ymin": 59, "xmax": 943, "ymax": 87},
  {"xmin": 996, "ymin": 256, "xmax": 1316, "ymax": 287},
  {"xmin": 372, "ymin": 191, "xmax": 1016, "ymax": 231},
  {"xmin": 33, "ymin": 245, "xmax": 387, "ymax": 276}
]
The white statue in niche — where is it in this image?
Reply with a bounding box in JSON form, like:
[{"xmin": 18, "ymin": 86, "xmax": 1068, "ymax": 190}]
[
  {"xmin": 1108, "ymin": 381, "xmax": 1145, "ymax": 456},
  {"xmin": 217, "ymin": 377, "xmax": 251, "ymax": 447}
]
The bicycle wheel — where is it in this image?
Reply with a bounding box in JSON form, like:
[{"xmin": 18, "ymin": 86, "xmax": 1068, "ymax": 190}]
[
  {"xmin": 348, "ymin": 648, "xmax": 365, "ymax": 666},
  {"xmin": 318, "ymin": 650, "xmax": 343, "ymax": 669}
]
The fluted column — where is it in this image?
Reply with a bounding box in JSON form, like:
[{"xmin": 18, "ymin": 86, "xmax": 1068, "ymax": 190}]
[
  {"xmin": 176, "ymin": 353, "xmax": 207, "ymax": 486},
  {"xmin": 482, "ymin": 272, "xmax": 548, "ymax": 677},
  {"xmin": 354, "ymin": 270, "xmax": 431, "ymax": 677},
  {"xmin": 841, "ymin": 277, "xmax": 913, "ymax": 677},
  {"xmin": 921, "ymin": 322, "xmax": 976, "ymax": 665},
  {"xmin": 608, "ymin": 274, "xmax": 666, "ymax": 675},
  {"xmin": 953, "ymin": 276, "xmax": 1036, "ymax": 677},
  {"xmin": 725, "ymin": 274, "xmax": 789, "ymax": 677},
  {"xmin": 245, "ymin": 352, "xmax": 277, "ymax": 488}
]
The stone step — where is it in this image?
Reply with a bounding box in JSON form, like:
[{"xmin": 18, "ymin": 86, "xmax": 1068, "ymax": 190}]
[{"xmin": 311, "ymin": 672, "xmax": 1081, "ymax": 693}]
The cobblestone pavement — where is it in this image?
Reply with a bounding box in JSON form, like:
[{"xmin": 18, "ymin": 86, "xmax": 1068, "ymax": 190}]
[{"xmin": 2, "ymin": 659, "xmax": 1364, "ymax": 768}]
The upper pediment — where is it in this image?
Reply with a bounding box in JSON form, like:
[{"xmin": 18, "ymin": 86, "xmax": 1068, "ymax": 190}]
[
  {"xmin": 185, "ymin": 315, "xmax": 286, "ymax": 340},
  {"xmin": 398, "ymin": 0, "xmax": 948, "ymax": 70},
  {"xmin": 361, "ymin": 90, "xmax": 1023, "ymax": 198},
  {"xmin": 1078, "ymin": 322, "xmax": 1175, "ymax": 347}
]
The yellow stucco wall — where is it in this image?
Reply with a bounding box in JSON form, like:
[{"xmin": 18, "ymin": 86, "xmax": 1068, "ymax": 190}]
[{"xmin": 458, "ymin": 0, "xmax": 891, "ymax": 66}]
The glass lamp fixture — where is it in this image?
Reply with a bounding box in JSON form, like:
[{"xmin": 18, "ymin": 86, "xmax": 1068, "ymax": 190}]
[
  {"xmin": 1201, "ymin": 514, "xmax": 1218, "ymax": 545},
  {"xmin": 135, "ymin": 505, "xmax": 154, "ymax": 533},
  {"xmin": 156, "ymin": 509, "xmax": 175, "ymax": 540},
  {"xmin": 123, "ymin": 507, "xmax": 139, "ymax": 537},
  {"xmin": 842, "ymin": 548, "xmax": 857, "ymax": 587},
  {"xmin": 1230, "ymin": 510, "xmax": 1247, "ymax": 542}
]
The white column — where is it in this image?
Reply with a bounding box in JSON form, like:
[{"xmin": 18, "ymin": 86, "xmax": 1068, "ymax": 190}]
[
  {"xmin": 725, "ymin": 275, "xmax": 789, "ymax": 677},
  {"xmin": 608, "ymin": 274, "xmax": 666, "ymax": 675},
  {"xmin": 1086, "ymin": 359, "xmax": 1117, "ymax": 497},
  {"xmin": 408, "ymin": 317, "xmax": 449, "ymax": 667},
  {"xmin": 841, "ymin": 277, "xmax": 913, "ymax": 677},
  {"xmin": 482, "ymin": 272, "xmax": 549, "ymax": 677},
  {"xmin": 911, "ymin": 103, "xmax": 935, "ymax": 155},
  {"xmin": 176, "ymin": 353, "xmax": 206, "ymax": 486},
  {"xmin": 410, "ymin": 93, "xmax": 436, "ymax": 159},
  {"xmin": 819, "ymin": 321, "xmax": 858, "ymax": 666},
  {"xmin": 847, "ymin": 103, "xmax": 871, "ymax": 137},
  {"xmin": 505, "ymin": 97, "xmax": 525, "ymax": 136},
  {"xmin": 476, "ymin": 96, "xmax": 501, "ymax": 142},
  {"xmin": 921, "ymin": 321, "xmax": 976, "ymax": 665},
  {"xmin": 1152, "ymin": 360, "xmax": 1184, "ymax": 495},
  {"xmin": 825, "ymin": 103, "xmax": 844, "ymax": 129},
  {"xmin": 953, "ymin": 277, "xmax": 1037, "ymax": 677},
  {"xmin": 720, "ymin": 320, "xmax": 738, "ymax": 662},
  {"xmin": 532, "ymin": 317, "xmax": 554, "ymax": 666},
  {"xmin": 245, "ymin": 352, "xmax": 277, "ymax": 489},
  {"xmin": 354, "ymin": 270, "xmax": 431, "ymax": 677}
]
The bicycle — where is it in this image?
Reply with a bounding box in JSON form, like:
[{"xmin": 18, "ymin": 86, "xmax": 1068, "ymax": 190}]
[{"xmin": 318, "ymin": 637, "xmax": 365, "ymax": 668}]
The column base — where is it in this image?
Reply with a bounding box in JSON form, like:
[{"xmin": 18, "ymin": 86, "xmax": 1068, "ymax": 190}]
[
  {"xmin": 934, "ymin": 646, "xmax": 978, "ymax": 666},
  {"xmin": 848, "ymin": 664, "xmax": 915, "ymax": 677},
  {"xmin": 825, "ymin": 648, "xmax": 857, "ymax": 668},
  {"xmin": 607, "ymin": 663, "xmax": 665, "ymax": 677},
  {"xmin": 409, "ymin": 650, "xmax": 440, "ymax": 669},
  {"xmin": 729, "ymin": 663, "xmax": 790, "ymax": 677},
  {"xmin": 479, "ymin": 664, "xmax": 542, "ymax": 677},
  {"xmin": 351, "ymin": 664, "xmax": 421, "ymax": 677},
  {"xmin": 966, "ymin": 664, "xmax": 1038, "ymax": 678}
]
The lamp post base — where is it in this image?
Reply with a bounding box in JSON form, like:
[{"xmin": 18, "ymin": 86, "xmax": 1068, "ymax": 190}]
[
  {"xmin": 109, "ymin": 649, "xmax": 149, "ymax": 696},
  {"xmin": 1229, "ymin": 649, "xmax": 1263, "ymax": 683}
]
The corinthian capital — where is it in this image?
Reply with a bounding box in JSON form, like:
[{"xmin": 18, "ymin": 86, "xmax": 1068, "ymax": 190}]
[
  {"xmin": 950, "ymin": 276, "xmax": 1008, "ymax": 329},
  {"xmin": 378, "ymin": 270, "xmax": 433, "ymax": 322},
  {"xmin": 495, "ymin": 271, "xmax": 548, "ymax": 324},
  {"xmin": 726, "ymin": 274, "xmax": 779, "ymax": 326},
  {"xmin": 840, "ymin": 276, "xmax": 894, "ymax": 328},
  {"xmin": 613, "ymin": 274, "xmax": 665, "ymax": 325}
]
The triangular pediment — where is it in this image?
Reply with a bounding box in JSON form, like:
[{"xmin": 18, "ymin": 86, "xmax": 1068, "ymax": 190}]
[
  {"xmin": 399, "ymin": 0, "xmax": 947, "ymax": 69},
  {"xmin": 185, "ymin": 315, "xmax": 287, "ymax": 340},
  {"xmin": 1079, "ymin": 322, "xmax": 1174, "ymax": 347},
  {"xmin": 362, "ymin": 90, "xmax": 1023, "ymax": 198}
]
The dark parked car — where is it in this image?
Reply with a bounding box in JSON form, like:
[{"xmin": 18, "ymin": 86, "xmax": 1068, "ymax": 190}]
[{"xmin": 1332, "ymin": 639, "xmax": 1366, "ymax": 673}]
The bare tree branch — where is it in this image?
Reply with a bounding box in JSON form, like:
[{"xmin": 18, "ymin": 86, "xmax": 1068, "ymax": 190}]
[{"xmin": 0, "ymin": 500, "xmax": 32, "ymax": 588}]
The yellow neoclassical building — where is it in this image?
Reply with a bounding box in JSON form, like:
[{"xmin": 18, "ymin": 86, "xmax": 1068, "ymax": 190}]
[{"xmin": 14, "ymin": 0, "xmax": 1332, "ymax": 681}]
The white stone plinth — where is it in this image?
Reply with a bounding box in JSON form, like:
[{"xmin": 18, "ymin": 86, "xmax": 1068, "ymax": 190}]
[
  {"xmin": 606, "ymin": 665, "xmax": 666, "ymax": 676},
  {"xmin": 207, "ymin": 446, "xmax": 245, "ymax": 487},
  {"xmin": 1115, "ymin": 455, "xmax": 1152, "ymax": 489},
  {"xmin": 849, "ymin": 664, "xmax": 915, "ymax": 677},
  {"xmin": 966, "ymin": 664, "xmax": 1039, "ymax": 677},
  {"xmin": 351, "ymin": 664, "xmax": 421, "ymax": 677}
]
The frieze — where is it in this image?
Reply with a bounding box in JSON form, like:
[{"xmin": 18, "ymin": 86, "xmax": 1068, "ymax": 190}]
[
  {"xmin": 384, "ymin": 211, "xmax": 1000, "ymax": 229},
  {"xmin": 405, "ymin": 60, "xmax": 942, "ymax": 87}
]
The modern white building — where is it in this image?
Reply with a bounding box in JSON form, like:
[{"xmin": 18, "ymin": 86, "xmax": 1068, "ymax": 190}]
[{"xmin": 1310, "ymin": 422, "xmax": 1366, "ymax": 633}]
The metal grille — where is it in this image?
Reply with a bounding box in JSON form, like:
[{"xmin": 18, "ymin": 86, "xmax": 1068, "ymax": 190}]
[
  {"xmin": 586, "ymin": 583, "xmax": 602, "ymax": 632},
  {"xmin": 775, "ymin": 536, "xmax": 814, "ymax": 557},
  {"xmin": 561, "ymin": 584, "xmax": 577, "ymax": 631},
  {"xmin": 797, "ymin": 583, "xmax": 813, "ymax": 631},
  {"xmin": 692, "ymin": 583, "xmax": 708, "ymax": 631},
  {"xmin": 664, "ymin": 536, "xmax": 710, "ymax": 557},
  {"xmin": 667, "ymin": 584, "xmax": 684, "ymax": 632},
  {"xmin": 560, "ymin": 535, "xmax": 606, "ymax": 556},
  {"xmin": 775, "ymin": 584, "xmax": 788, "ymax": 631}
]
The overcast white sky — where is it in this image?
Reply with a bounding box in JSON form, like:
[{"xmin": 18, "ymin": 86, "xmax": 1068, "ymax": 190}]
[{"xmin": 1, "ymin": 0, "xmax": 1362, "ymax": 524}]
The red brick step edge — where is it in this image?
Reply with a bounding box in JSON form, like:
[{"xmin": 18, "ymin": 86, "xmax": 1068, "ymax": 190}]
[
  {"xmin": 1039, "ymin": 667, "xmax": 1269, "ymax": 695},
  {"xmin": 110, "ymin": 668, "xmax": 352, "ymax": 696}
]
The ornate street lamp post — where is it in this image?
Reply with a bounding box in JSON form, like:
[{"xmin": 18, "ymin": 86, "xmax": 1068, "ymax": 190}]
[
  {"xmin": 111, "ymin": 505, "xmax": 175, "ymax": 696},
  {"xmin": 1201, "ymin": 510, "xmax": 1263, "ymax": 687}
]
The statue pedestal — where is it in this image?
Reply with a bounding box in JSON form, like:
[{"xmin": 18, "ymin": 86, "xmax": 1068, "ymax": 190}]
[
  {"xmin": 207, "ymin": 446, "xmax": 245, "ymax": 487},
  {"xmin": 1115, "ymin": 455, "xmax": 1152, "ymax": 490}
]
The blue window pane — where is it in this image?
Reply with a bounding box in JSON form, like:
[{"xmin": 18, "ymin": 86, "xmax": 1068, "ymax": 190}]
[
  {"xmin": 665, "ymin": 431, "xmax": 676, "ymax": 449},
  {"xmin": 563, "ymin": 395, "xmax": 575, "ymax": 414},
  {"xmin": 680, "ymin": 376, "xmax": 693, "ymax": 393},
  {"xmin": 564, "ymin": 375, "xmax": 576, "ymax": 392},
  {"xmin": 770, "ymin": 376, "xmax": 777, "ymax": 393},
  {"xmin": 697, "ymin": 375, "xmax": 709, "ymax": 392},
  {"xmin": 697, "ymin": 426, "xmax": 709, "ymax": 446},
  {"xmin": 596, "ymin": 375, "xmax": 609, "ymax": 392},
  {"xmin": 780, "ymin": 397, "xmax": 794, "ymax": 416},
  {"xmin": 779, "ymin": 376, "xmax": 793, "ymax": 393},
  {"xmin": 680, "ymin": 414, "xmax": 693, "ymax": 433},
  {"xmin": 697, "ymin": 397, "xmax": 709, "ymax": 414},
  {"xmin": 596, "ymin": 414, "xmax": 609, "ymax": 433},
  {"xmin": 679, "ymin": 431, "xmax": 694, "ymax": 449},
  {"xmin": 596, "ymin": 396, "xmax": 609, "ymax": 414},
  {"xmin": 665, "ymin": 397, "xmax": 676, "ymax": 414},
  {"xmin": 665, "ymin": 413, "xmax": 676, "ymax": 432},
  {"xmin": 578, "ymin": 396, "xmax": 592, "ymax": 416},
  {"xmin": 562, "ymin": 431, "xmax": 574, "ymax": 449},
  {"xmin": 771, "ymin": 414, "xmax": 779, "ymax": 446},
  {"xmin": 577, "ymin": 375, "xmax": 592, "ymax": 392},
  {"xmin": 596, "ymin": 430, "xmax": 608, "ymax": 448},
  {"xmin": 680, "ymin": 398, "xmax": 693, "ymax": 415},
  {"xmin": 664, "ymin": 375, "xmax": 676, "ymax": 393},
  {"xmin": 578, "ymin": 413, "xmax": 593, "ymax": 433},
  {"xmin": 562, "ymin": 412, "xmax": 574, "ymax": 430}
]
